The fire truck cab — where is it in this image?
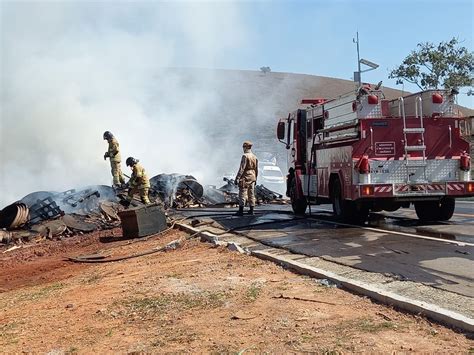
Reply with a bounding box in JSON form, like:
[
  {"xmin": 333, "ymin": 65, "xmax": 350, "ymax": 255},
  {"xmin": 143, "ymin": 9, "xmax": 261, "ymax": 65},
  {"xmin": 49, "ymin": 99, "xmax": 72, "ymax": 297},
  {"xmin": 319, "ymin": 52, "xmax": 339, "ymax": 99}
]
[{"xmin": 277, "ymin": 85, "xmax": 473, "ymax": 222}]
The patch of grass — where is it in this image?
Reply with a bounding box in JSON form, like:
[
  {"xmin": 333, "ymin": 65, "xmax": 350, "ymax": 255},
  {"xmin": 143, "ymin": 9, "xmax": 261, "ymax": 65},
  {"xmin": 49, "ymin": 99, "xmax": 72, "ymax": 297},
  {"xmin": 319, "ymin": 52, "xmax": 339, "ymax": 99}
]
[
  {"xmin": 321, "ymin": 349, "xmax": 342, "ymax": 355},
  {"xmin": 18, "ymin": 282, "xmax": 65, "ymax": 302},
  {"xmin": 0, "ymin": 322, "xmax": 20, "ymax": 345},
  {"xmin": 151, "ymin": 339, "xmax": 165, "ymax": 347},
  {"xmin": 357, "ymin": 319, "xmax": 397, "ymax": 333},
  {"xmin": 81, "ymin": 273, "xmax": 103, "ymax": 284},
  {"xmin": 299, "ymin": 333, "xmax": 314, "ymax": 342},
  {"xmin": 209, "ymin": 344, "xmax": 239, "ymax": 354},
  {"xmin": 245, "ymin": 282, "xmax": 263, "ymax": 302},
  {"xmin": 116, "ymin": 291, "xmax": 228, "ymax": 318},
  {"xmin": 335, "ymin": 317, "xmax": 398, "ymax": 334},
  {"xmin": 65, "ymin": 346, "xmax": 79, "ymax": 354},
  {"xmin": 165, "ymin": 272, "xmax": 183, "ymax": 278},
  {"xmin": 150, "ymin": 326, "xmax": 198, "ymax": 348}
]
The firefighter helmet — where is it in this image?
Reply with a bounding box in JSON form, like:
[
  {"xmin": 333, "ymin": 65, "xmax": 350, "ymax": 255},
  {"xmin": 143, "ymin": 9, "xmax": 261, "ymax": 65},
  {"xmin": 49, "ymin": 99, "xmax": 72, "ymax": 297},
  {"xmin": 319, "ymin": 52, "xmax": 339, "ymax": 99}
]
[
  {"xmin": 242, "ymin": 141, "xmax": 253, "ymax": 148},
  {"xmin": 126, "ymin": 157, "xmax": 138, "ymax": 167},
  {"xmin": 103, "ymin": 131, "xmax": 113, "ymax": 140}
]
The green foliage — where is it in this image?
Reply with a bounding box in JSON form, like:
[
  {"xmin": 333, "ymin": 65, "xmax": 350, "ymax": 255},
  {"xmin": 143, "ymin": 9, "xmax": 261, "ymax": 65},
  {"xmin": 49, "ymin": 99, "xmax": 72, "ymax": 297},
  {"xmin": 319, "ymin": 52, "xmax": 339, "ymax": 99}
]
[{"xmin": 389, "ymin": 38, "xmax": 474, "ymax": 90}]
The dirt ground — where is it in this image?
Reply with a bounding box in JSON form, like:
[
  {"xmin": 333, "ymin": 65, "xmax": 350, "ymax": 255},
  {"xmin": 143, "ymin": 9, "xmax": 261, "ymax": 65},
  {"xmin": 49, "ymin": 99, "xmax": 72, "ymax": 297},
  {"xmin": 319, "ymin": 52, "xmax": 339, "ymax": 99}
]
[{"xmin": 0, "ymin": 227, "xmax": 472, "ymax": 353}]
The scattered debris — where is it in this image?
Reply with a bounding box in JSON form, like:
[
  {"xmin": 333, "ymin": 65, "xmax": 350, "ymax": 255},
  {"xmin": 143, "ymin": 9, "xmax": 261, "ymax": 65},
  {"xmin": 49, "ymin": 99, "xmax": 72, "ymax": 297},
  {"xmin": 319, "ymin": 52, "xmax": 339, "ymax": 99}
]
[
  {"xmin": 316, "ymin": 278, "xmax": 340, "ymax": 288},
  {"xmin": 0, "ymin": 230, "xmax": 12, "ymax": 244},
  {"xmin": 0, "ymin": 173, "xmax": 287, "ymax": 248},
  {"xmin": 99, "ymin": 202, "xmax": 120, "ymax": 220},
  {"xmin": 376, "ymin": 312, "xmax": 393, "ymax": 321},
  {"xmin": 227, "ymin": 242, "xmax": 247, "ymax": 254},
  {"xmin": 31, "ymin": 219, "xmax": 67, "ymax": 239},
  {"xmin": 2, "ymin": 245, "xmax": 21, "ymax": 253},
  {"xmin": 62, "ymin": 214, "xmax": 98, "ymax": 232},
  {"xmin": 273, "ymin": 293, "xmax": 338, "ymax": 305},
  {"xmin": 231, "ymin": 311, "xmax": 259, "ymax": 320}
]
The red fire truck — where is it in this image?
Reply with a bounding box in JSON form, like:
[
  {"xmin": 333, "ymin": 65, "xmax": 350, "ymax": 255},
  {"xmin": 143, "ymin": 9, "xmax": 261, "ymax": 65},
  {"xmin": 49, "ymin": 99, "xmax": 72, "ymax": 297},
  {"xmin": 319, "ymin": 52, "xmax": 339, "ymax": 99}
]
[{"xmin": 277, "ymin": 85, "xmax": 473, "ymax": 222}]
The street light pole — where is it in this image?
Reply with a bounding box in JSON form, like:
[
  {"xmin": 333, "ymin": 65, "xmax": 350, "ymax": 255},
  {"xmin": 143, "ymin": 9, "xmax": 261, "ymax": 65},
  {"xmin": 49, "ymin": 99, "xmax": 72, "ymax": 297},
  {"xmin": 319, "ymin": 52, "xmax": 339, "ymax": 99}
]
[{"xmin": 356, "ymin": 31, "xmax": 361, "ymax": 87}]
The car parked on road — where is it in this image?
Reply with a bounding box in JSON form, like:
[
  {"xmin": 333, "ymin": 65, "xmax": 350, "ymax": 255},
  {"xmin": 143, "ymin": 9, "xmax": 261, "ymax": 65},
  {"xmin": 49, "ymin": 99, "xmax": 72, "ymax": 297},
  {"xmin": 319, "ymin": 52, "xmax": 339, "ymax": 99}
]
[{"xmin": 258, "ymin": 164, "xmax": 285, "ymax": 194}]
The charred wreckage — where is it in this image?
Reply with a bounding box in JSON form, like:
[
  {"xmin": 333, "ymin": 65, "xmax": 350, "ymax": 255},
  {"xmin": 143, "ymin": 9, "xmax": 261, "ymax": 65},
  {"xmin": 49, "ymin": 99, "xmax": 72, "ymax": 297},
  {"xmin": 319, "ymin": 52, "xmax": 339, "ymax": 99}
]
[{"xmin": 0, "ymin": 174, "xmax": 285, "ymax": 246}]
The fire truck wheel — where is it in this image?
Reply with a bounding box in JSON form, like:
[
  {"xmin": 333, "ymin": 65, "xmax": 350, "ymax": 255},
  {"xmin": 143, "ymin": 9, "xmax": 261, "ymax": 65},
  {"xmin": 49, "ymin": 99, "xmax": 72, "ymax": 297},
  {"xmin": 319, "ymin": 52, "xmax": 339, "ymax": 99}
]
[
  {"xmin": 331, "ymin": 181, "xmax": 345, "ymax": 218},
  {"xmin": 290, "ymin": 181, "xmax": 307, "ymax": 215},
  {"xmin": 438, "ymin": 197, "xmax": 455, "ymax": 221},
  {"xmin": 350, "ymin": 202, "xmax": 369, "ymax": 224},
  {"xmin": 414, "ymin": 201, "xmax": 440, "ymax": 221},
  {"xmin": 332, "ymin": 181, "xmax": 368, "ymax": 223}
]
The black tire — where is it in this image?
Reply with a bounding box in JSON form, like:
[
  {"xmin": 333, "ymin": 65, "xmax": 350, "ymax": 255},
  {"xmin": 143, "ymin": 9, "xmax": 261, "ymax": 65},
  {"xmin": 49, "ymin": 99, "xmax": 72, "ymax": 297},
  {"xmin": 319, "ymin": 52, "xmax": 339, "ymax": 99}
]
[
  {"xmin": 349, "ymin": 201, "xmax": 370, "ymax": 224},
  {"xmin": 332, "ymin": 181, "xmax": 345, "ymax": 219},
  {"xmin": 414, "ymin": 201, "xmax": 440, "ymax": 221},
  {"xmin": 332, "ymin": 180, "xmax": 368, "ymax": 223},
  {"xmin": 439, "ymin": 198, "xmax": 455, "ymax": 221},
  {"xmin": 290, "ymin": 180, "xmax": 307, "ymax": 215}
]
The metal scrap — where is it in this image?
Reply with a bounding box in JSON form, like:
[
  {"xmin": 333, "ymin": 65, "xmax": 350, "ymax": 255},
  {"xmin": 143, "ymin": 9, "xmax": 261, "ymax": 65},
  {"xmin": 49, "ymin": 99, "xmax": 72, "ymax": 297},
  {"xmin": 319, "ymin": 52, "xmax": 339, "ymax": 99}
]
[
  {"xmin": 62, "ymin": 214, "xmax": 97, "ymax": 232},
  {"xmin": 29, "ymin": 197, "xmax": 63, "ymax": 223},
  {"xmin": 0, "ymin": 202, "xmax": 29, "ymax": 229},
  {"xmin": 31, "ymin": 219, "xmax": 68, "ymax": 238}
]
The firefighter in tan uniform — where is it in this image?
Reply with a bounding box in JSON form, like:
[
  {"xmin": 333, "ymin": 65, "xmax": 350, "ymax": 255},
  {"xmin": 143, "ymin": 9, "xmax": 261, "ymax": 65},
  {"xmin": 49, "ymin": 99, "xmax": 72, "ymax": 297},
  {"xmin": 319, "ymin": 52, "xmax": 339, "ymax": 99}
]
[
  {"xmin": 103, "ymin": 131, "xmax": 125, "ymax": 187},
  {"xmin": 125, "ymin": 157, "xmax": 151, "ymax": 205},
  {"xmin": 235, "ymin": 141, "xmax": 258, "ymax": 216}
]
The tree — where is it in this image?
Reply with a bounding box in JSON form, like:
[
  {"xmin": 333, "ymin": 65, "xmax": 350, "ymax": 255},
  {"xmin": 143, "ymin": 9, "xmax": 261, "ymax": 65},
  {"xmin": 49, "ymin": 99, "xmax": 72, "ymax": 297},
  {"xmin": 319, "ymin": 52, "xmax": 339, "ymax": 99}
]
[
  {"xmin": 260, "ymin": 66, "xmax": 271, "ymax": 74},
  {"xmin": 389, "ymin": 38, "xmax": 474, "ymax": 90}
]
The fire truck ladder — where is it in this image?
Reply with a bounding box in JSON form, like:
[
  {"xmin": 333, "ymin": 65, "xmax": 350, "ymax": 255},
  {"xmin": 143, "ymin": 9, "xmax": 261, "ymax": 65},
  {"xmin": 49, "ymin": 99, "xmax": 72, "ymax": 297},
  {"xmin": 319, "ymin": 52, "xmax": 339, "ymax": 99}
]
[{"xmin": 399, "ymin": 96, "xmax": 427, "ymax": 183}]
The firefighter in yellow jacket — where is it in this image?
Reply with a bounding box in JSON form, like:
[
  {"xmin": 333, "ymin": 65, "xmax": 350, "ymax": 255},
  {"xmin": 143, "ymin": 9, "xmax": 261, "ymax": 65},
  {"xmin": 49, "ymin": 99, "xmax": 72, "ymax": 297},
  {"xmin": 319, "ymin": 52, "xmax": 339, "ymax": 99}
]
[
  {"xmin": 125, "ymin": 157, "xmax": 151, "ymax": 205},
  {"xmin": 103, "ymin": 131, "xmax": 125, "ymax": 187},
  {"xmin": 235, "ymin": 141, "xmax": 258, "ymax": 216}
]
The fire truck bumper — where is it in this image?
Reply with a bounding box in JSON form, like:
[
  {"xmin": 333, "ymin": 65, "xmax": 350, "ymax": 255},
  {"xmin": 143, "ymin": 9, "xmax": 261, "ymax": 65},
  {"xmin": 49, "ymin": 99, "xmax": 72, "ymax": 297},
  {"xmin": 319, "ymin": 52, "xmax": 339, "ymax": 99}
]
[{"xmin": 355, "ymin": 181, "xmax": 474, "ymax": 199}]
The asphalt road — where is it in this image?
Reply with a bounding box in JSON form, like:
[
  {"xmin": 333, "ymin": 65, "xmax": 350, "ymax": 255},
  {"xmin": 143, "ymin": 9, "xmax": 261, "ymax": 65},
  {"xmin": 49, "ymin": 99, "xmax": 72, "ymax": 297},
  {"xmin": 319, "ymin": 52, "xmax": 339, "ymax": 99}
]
[{"xmin": 178, "ymin": 200, "xmax": 473, "ymax": 297}]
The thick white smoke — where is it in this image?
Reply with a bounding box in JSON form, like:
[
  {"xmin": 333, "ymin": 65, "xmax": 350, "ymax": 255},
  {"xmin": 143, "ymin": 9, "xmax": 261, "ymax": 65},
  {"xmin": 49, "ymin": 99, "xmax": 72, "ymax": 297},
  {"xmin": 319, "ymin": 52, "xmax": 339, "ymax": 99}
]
[{"xmin": 0, "ymin": 1, "xmax": 253, "ymax": 206}]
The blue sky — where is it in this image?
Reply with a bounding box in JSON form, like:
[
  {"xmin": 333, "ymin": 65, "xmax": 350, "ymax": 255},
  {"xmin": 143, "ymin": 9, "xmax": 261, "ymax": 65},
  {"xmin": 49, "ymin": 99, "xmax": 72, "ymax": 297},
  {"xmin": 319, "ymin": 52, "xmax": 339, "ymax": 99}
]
[{"xmin": 171, "ymin": 0, "xmax": 473, "ymax": 108}]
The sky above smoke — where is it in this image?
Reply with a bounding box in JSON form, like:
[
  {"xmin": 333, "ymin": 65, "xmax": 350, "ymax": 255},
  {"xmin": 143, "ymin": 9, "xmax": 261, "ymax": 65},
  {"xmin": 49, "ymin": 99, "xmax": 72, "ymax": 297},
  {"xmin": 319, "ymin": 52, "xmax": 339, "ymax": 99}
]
[{"xmin": 0, "ymin": 1, "xmax": 258, "ymax": 206}]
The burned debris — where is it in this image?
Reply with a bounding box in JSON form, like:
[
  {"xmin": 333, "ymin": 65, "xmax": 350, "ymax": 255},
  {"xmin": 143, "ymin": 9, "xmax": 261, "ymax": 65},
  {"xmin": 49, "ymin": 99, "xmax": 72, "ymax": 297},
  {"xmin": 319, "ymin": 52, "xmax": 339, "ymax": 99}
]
[
  {"xmin": 0, "ymin": 186, "xmax": 123, "ymax": 246},
  {"xmin": 147, "ymin": 174, "xmax": 285, "ymax": 209},
  {"xmin": 0, "ymin": 174, "xmax": 286, "ymax": 247}
]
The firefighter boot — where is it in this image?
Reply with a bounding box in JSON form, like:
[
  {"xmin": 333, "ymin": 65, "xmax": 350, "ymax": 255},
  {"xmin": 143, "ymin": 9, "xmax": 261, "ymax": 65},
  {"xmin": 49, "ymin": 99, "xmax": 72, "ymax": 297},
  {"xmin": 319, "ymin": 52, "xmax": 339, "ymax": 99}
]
[
  {"xmin": 248, "ymin": 206, "xmax": 254, "ymax": 215},
  {"xmin": 234, "ymin": 206, "xmax": 244, "ymax": 216}
]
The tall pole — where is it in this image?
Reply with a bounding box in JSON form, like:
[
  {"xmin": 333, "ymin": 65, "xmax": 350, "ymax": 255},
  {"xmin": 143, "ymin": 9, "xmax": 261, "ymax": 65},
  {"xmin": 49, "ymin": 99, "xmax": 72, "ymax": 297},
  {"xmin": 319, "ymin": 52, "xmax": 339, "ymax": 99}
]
[{"xmin": 356, "ymin": 31, "xmax": 361, "ymax": 87}]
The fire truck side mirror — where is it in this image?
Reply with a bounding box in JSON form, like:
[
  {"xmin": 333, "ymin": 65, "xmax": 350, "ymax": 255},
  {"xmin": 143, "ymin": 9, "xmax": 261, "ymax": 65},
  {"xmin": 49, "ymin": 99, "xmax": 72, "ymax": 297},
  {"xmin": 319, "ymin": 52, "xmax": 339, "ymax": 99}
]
[{"xmin": 277, "ymin": 122, "xmax": 285, "ymax": 140}]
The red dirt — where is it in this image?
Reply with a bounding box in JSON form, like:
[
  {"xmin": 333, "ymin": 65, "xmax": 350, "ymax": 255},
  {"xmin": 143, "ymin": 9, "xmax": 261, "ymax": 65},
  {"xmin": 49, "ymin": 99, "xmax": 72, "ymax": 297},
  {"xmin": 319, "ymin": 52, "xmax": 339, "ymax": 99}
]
[{"xmin": 0, "ymin": 228, "xmax": 472, "ymax": 353}]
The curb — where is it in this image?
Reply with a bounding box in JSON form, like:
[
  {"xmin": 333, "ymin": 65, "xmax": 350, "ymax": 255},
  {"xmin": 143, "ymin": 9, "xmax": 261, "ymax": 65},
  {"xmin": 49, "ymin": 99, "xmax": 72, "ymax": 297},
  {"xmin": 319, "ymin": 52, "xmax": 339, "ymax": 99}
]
[
  {"xmin": 174, "ymin": 222, "xmax": 474, "ymax": 333},
  {"xmin": 252, "ymin": 250, "xmax": 474, "ymax": 333}
]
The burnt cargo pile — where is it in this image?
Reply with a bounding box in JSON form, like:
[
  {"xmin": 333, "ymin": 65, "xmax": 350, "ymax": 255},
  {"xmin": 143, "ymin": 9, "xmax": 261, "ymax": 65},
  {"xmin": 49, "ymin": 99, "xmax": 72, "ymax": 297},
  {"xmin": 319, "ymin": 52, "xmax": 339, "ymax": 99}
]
[
  {"xmin": 0, "ymin": 174, "xmax": 286, "ymax": 247},
  {"xmin": 0, "ymin": 186, "xmax": 123, "ymax": 246}
]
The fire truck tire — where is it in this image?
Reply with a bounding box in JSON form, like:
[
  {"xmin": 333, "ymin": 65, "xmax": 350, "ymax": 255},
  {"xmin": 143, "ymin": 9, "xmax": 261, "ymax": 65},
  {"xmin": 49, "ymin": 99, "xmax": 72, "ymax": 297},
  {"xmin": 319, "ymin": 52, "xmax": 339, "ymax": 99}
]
[
  {"xmin": 414, "ymin": 201, "xmax": 440, "ymax": 221},
  {"xmin": 290, "ymin": 181, "xmax": 307, "ymax": 215},
  {"xmin": 331, "ymin": 181, "xmax": 345, "ymax": 218},
  {"xmin": 438, "ymin": 197, "xmax": 455, "ymax": 221},
  {"xmin": 331, "ymin": 181, "xmax": 369, "ymax": 223}
]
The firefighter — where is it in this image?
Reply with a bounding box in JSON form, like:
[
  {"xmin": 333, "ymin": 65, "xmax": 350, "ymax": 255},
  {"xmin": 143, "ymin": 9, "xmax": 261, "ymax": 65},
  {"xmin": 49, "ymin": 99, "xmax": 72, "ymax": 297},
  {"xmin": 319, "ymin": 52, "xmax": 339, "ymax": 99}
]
[
  {"xmin": 234, "ymin": 141, "xmax": 258, "ymax": 216},
  {"xmin": 103, "ymin": 131, "xmax": 125, "ymax": 188},
  {"xmin": 286, "ymin": 167, "xmax": 295, "ymax": 197},
  {"xmin": 125, "ymin": 157, "xmax": 151, "ymax": 205}
]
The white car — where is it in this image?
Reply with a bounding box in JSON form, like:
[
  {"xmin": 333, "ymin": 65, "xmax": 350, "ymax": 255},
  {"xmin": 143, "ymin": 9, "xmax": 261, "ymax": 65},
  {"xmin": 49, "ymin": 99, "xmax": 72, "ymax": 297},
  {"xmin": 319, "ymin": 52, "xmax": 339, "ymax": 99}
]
[{"xmin": 258, "ymin": 165, "xmax": 285, "ymax": 194}]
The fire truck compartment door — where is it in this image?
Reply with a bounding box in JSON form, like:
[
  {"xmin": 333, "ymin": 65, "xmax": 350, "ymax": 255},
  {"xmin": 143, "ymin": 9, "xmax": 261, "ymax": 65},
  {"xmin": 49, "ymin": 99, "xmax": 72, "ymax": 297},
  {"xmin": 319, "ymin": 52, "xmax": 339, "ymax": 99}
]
[{"xmin": 302, "ymin": 174, "xmax": 318, "ymax": 197}]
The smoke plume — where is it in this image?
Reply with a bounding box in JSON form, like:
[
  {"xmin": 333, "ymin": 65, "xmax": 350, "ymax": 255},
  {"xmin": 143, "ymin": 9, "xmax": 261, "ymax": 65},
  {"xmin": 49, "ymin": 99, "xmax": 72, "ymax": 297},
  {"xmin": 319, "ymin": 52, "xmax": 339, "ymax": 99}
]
[{"xmin": 0, "ymin": 1, "xmax": 258, "ymax": 206}]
